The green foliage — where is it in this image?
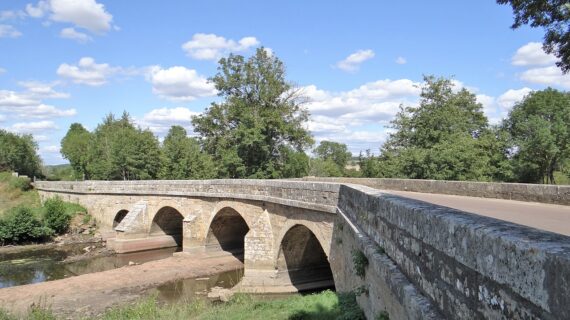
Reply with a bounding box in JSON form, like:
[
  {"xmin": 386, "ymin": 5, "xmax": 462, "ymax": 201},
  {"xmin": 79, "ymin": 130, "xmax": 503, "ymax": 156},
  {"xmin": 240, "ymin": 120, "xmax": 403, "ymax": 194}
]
[
  {"xmin": 43, "ymin": 197, "xmax": 72, "ymax": 234},
  {"xmin": 376, "ymin": 310, "xmax": 390, "ymax": 320},
  {"xmin": 353, "ymin": 285, "xmax": 369, "ymax": 296},
  {"xmin": 8, "ymin": 176, "xmax": 32, "ymax": 192},
  {"xmin": 159, "ymin": 126, "xmax": 216, "ymax": 180},
  {"xmin": 336, "ymin": 292, "xmax": 366, "ymax": 320},
  {"xmin": 314, "ymin": 141, "xmax": 352, "ymax": 169},
  {"xmin": 60, "ymin": 123, "xmax": 92, "ymax": 179},
  {"xmin": 352, "ymin": 249, "xmax": 369, "ymax": 279},
  {"xmin": 0, "ymin": 130, "xmax": 42, "ymax": 178},
  {"xmin": 503, "ymin": 88, "xmax": 570, "ymax": 184},
  {"xmin": 192, "ymin": 48, "xmax": 313, "ymax": 178},
  {"xmin": 42, "ymin": 164, "xmax": 76, "ymax": 181},
  {"xmin": 309, "ymin": 158, "xmax": 344, "ymax": 177},
  {"xmin": 361, "ymin": 76, "xmax": 511, "ymax": 181},
  {"xmin": 497, "ymin": 0, "xmax": 570, "ymax": 73},
  {"xmin": 0, "ymin": 206, "xmax": 52, "ymax": 245}
]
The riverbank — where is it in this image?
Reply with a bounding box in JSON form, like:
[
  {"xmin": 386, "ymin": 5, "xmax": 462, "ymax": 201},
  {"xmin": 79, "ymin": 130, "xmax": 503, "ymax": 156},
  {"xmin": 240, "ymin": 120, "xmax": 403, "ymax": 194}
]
[{"xmin": 0, "ymin": 251, "xmax": 243, "ymax": 319}]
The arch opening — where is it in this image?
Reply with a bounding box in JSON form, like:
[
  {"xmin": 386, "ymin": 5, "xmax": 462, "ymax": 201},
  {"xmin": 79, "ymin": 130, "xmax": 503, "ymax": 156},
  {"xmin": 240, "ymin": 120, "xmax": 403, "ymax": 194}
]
[
  {"xmin": 205, "ymin": 207, "xmax": 249, "ymax": 259},
  {"xmin": 113, "ymin": 210, "xmax": 129, "ymax": 228},
  {"xmin": 150, "ymin": 206, "xmax": 184, "ymax": 246},
  {"xmin": 277, "ymin": 224, "xmax": 334, "ymax": 291}
]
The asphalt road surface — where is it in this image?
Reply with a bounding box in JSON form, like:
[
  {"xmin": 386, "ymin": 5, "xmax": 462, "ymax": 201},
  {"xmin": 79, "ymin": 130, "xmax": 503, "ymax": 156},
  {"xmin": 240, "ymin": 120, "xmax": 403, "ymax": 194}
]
[{"xmin": 382, "ymin": 190, "xmax": 570, "ymax": 237}]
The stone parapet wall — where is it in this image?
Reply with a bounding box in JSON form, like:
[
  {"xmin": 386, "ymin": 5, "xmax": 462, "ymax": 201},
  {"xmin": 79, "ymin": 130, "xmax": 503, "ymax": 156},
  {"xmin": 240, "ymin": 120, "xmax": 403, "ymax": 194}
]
[
  {"xmin": 338, "ymin": 184, "xmax": 570, "ymax": 319},
  {"xmin": 296, "ymin": 177, "xmax": 570, "ymax": 205},
  {"xmin": 34, "ymin": 180, "xmax": 340, "ymax": 214}
]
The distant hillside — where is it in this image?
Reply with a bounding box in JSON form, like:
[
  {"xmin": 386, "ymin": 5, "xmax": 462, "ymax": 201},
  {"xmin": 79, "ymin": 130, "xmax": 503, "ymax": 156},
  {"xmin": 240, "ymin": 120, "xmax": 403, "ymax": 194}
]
[{"xmin": 42, "ymin": 164, "xmax": 77, "ymax": 181}]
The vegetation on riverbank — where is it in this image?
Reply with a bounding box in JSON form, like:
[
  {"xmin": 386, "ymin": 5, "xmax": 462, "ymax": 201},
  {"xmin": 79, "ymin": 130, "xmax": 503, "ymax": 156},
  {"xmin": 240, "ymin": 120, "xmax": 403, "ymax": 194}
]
[
  {"xmin": 0, "ymin": 290, "xmax": 366, "ymax": 320},
  {"xmin": 0, "ymin": 174, "xmax": 88, "ymax": 245}
]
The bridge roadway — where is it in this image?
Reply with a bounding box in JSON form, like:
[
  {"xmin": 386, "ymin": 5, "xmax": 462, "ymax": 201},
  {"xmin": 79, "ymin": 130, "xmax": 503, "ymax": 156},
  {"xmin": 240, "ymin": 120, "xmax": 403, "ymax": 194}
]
[{"xmin": 382, "ymin": 189, "xmax": 570, "ymax": 236}]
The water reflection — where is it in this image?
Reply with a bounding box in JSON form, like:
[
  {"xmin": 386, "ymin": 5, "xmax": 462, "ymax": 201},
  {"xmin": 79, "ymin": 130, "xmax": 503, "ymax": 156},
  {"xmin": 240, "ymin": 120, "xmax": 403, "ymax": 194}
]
[{"xmin": 0, "ymin": 244, "xmax": 180, "ymax": 289}]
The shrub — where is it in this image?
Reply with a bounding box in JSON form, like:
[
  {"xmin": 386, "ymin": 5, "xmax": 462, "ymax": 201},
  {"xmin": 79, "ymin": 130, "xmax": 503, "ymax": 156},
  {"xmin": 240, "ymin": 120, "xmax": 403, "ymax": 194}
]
[
  {"xmin": 0, "ymin": 206, "xmax": 52, "ymax": 245},
  {"xmin": 337, "ymin": 292, "xmax": 366, "ymax": 320},
  {"xmin": 8, "ymin": 176, "xmax": 32, "ymax": 191},
  {"xmin": 352, "ymin": 249, "xmax": 369, "ymax": 279},
  {"xmin": 44, "ymin": 197, "xmax": 71, "ymax": 234}
]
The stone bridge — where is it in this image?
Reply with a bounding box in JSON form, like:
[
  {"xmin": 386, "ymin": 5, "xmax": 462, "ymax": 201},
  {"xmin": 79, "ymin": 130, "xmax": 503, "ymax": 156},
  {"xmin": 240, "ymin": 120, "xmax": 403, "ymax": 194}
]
[{"xmin": 34, "ymin": 179, "xmax": 570, "ymax": 320}]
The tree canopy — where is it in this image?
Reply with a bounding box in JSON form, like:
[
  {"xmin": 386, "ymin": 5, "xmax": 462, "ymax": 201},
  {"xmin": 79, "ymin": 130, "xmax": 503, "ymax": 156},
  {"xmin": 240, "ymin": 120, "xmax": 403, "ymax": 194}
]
[
  {"xmin": 498, "ymin": 0, "xmax": 570, "ymax": 72},
  {"xmin": 503, "ymin": 88, "xmax": 570, "ymax": 183},
  {"xmin": 0, "ymin": 130, "xmax": 42, "ymax": 177},
  {"xmin": 192, "ymin": 47, "xmax": 313, "ymax": 178}
]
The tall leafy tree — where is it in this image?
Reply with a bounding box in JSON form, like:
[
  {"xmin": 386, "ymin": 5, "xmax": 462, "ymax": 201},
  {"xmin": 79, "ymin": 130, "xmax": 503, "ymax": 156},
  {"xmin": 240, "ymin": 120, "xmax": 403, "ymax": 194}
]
[
  {"xmin": 498, "ymin": 0, "xmax": 570, "ymax": 72},
  {"xmin": 61, "ymin": 123, "xmax": 92, "ymax": 179},
  {"xmin": 503, "ymin": 88, "xmax": 570, "ymax": 183},
  {"xmin": 160, "ymin": 125, "xmax": 216, "ymax": 179},
  {"xmin": 314, "ymin": 141, "xmax": 352, "ymax": 169},
  {"xmin": 0, "ymin": 130, "xmax": 42, "ymax": 177},
  {"xmin": 192, "ymin": 48, "xmax": 313, "ymax": 178},
  {"xmin": 371, "ymin": 76, "xmax": 505, "ymax": 181}
]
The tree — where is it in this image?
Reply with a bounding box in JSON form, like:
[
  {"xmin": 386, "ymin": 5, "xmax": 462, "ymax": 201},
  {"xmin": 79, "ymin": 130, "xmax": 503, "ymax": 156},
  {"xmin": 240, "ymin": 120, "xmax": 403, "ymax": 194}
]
[
  {"xmin": 192, "ymin": 48, "xmax": 313, "ymax": 178},
  {"xmin": 160, "ymin": 126, "xmax": 216, "ymax": 179},
  {"xmin": 372, "ymin": 76, "xmax": 506, "ymax": 181},
  {"xmin": 0, "ymin": 130, "xmax": 42, "ymax": 177},
  {"xmin": 314, "ymin": 141, "xmax": 352, "ymax": 169},
  {"xmin": 61, "ymin": 123, "xmax": 92, "ymax": 179},
  {"xmin": 84, "ymin": 112, "xmax": 162, "ymax": 180},
  {"xmin": 498, "ymin": 0, "xmax": 570, "ymax": 73},
  {"xmin": 503, "ymin": 88, "xmax": 570, "ymax": 183}
]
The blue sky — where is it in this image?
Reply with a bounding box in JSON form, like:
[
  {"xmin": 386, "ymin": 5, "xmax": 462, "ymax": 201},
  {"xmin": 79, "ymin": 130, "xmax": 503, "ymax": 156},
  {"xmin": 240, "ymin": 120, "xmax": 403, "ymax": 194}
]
[{"xmin": 1, "ymin": 0, "xmax": 568, "ymax": 165}]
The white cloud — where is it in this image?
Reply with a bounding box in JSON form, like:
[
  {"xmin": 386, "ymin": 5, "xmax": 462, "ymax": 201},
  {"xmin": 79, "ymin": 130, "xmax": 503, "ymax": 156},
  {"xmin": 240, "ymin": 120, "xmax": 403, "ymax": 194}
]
[
  {"xmin": 181, "ymin": 33, "xmax": 260, "ymax": 60},
  {"xmin": 0, "ymin": 68, "xmax": 5, "ymax": 74},
  {"xmin": 303, "ymin": 78, "xmax": 420, "ymax": 119},
  {"xmin": 147, "ymin": 66, "xmax": 217, "ymax": 101},
  {"xmin": 40, "ymin": 145, "xmax": 60, "ymax": 153},
  {"xmin": 0, "ymin": 24, "xmax": 22, "ymax": 38},
  {"xmin": 0, "ymin": 114, "xmax": 5, "ymax": 122},
  {"xmin": 395, "ymin": 56, "xmax": 407, "ymax": 65},
  {"xmin": 519, "ymin": 66, "xmax": 570, "ymax": 89},
  {"xmin": 57, "ymin": 57, "xmax": 118, "ymax": 86},
  {"xmin": 27, "ymin": 0, "xmax": 113, "ymax": 33},
  {"xmin": 33, "ymin": 134, "xmax": 49, "ymax": 142},
  {"xmin": 496, "ymin": 88, "xmax": 533, "ymax": 110},
  {"xmin": 335, "ymin": 49, "xmax": 375, "ymax": 72},
  {"xmin": 512, "ymin": 42, "xmax": 558, "ymax": 67},
  {"xmin": 60, "ymin": 27, "xmax": 92, "ymax": 43},
  {"xmin": 17, "ymin": 81, "xmax": 70, "ymax": 99},
  {"xmin": 0, "ymin": 83, "xmax": 73, "ymax": 119},
  {"xmin": 0, "ymin": 10, "xmax": 26, "ymax": 20},
  {"xmin": 11, "ymin": 120, "xmax": 58, "ymax": 133},
  {"xmin": 138, "ymin": 107, "xmax": 200, "ymax": 135}
]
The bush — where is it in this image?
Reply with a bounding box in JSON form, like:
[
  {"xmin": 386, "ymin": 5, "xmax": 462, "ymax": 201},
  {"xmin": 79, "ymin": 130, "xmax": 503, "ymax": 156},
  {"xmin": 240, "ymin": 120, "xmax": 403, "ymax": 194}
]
[
  {"xmin": 8, "ymin": 176, "xmax": 32, "ymax": 191},
  {"xmin": 352, "ymin": 249, "xmax": 369, "ymax": 279},
  {"xmin": 0, "ymin": 206, "xmax": 52, "ymax": 245},
  {"xmin": 44, "ymin": 197, "xmax": 71, "ymax": 234}
]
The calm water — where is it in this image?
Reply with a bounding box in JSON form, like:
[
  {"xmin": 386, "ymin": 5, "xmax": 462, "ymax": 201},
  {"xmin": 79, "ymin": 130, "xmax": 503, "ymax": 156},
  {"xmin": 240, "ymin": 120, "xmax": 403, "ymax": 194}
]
[{"xmin": 0, "ymin": 244, "xmax": 180, "ymax": 289}]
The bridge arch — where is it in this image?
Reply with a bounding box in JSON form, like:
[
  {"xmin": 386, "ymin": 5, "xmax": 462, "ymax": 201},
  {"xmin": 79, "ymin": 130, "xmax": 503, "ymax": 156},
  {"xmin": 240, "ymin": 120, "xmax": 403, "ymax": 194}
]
[
  {"xmin": 205, "ymin": 206, "xmax": 250, "ymax": 257},
  {"xmin": 150, "ymin": 206, "xmax": 184, "ymax": 246},
  {"xmin": 113, "ymin": 209, "xmax": 129, "ymax": 228},
  {"xmin": 275, "ymin": 223, "xmax": 334, "ymax": 291}
]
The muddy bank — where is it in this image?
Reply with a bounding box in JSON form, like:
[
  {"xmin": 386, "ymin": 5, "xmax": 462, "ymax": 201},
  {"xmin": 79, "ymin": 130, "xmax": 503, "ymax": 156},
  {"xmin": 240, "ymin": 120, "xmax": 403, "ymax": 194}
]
[{"xmin": 0, "ymin": 252, "xmax": 243, "ymax": 319}]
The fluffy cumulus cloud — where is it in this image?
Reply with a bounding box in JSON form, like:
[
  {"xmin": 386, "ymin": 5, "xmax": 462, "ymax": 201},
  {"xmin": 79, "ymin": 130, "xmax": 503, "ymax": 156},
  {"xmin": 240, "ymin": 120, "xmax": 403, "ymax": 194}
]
[
  {"xmin": 512, "ymin": 42, "xmax": 558, "ymax": 66},
  {"xmin": 10, "ymin": 120, "xmax": 58, "ymax": 133},
  {"xmin": 39, "ymin": 145, "xmax": 60, "ymax": 153},
  {"xmin": 301, "ymin": 78, "xmax": 420, "ymax": 154},
  {"xmin": 147, "ymin": 66, "xmax": 217, "ymax": 101},
  {"xmin": 57, "ymin": 57, "xmax": 119, "ymax": 86},
  {"xmin": 26, "ymin": 0, "xmax": 113, "ymax": 34},
  {"xmin": 335, "ymin": 49, "xmax": 375, "ymax": 72},
  {"xmin": 0, "ymin": 82, "xmax": 75, "ymax": 120},
  {"xmin": 0, "ymin": 24, "xmax": 22, "ymax": 38},
  {"xmin": 182, "ymin": 33, "xmax": 260, "ymax": 60},
  {"xmin": 137, "ymin": 107, "xmax": 200, "ymax": 135},
  {"xmin": 476, "ymin": 87, "xmax": 532, "ymax": 124},
  {"xmin": 60, "ymin": 27, "xmax": 92, "ymax": 43},
  {"xmin": 512, "ymin": 42, "xmax": 570, "ymax": 89}
]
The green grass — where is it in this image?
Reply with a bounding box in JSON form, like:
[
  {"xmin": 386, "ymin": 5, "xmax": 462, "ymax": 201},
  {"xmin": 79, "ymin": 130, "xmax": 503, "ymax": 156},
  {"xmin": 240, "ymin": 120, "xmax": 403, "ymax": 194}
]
[
  {"xmin": 0, "ymin": 290, "xmax": 365, "ymax": 320},
  {"xmin": 0, "ymin": 172, "xmax": 40, "ymax": 217}
]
